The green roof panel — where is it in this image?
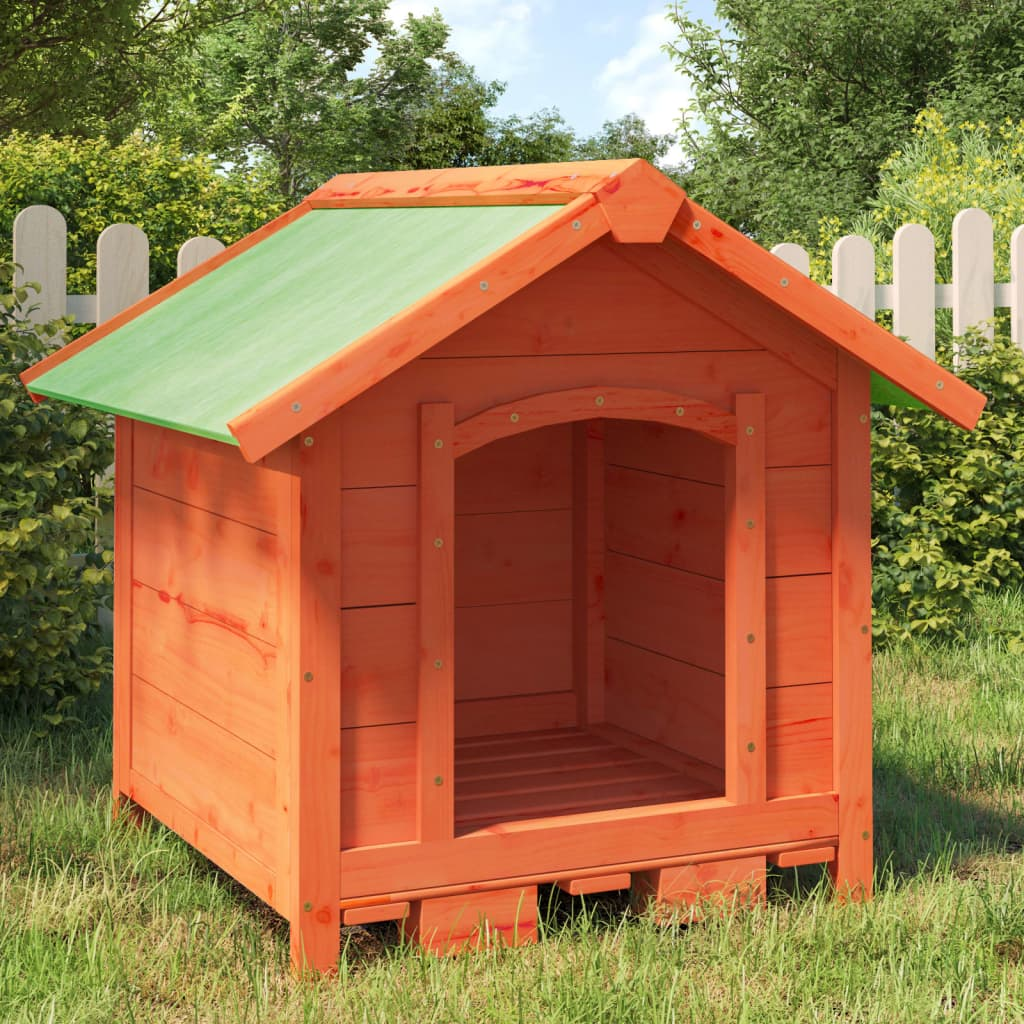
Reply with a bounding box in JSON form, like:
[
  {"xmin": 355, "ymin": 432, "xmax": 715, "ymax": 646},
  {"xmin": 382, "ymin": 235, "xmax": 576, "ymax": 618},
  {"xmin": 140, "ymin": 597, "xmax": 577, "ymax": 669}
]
[{"xmin": 30, "ymin": 205, "xmax": 560, "ymax": 443}]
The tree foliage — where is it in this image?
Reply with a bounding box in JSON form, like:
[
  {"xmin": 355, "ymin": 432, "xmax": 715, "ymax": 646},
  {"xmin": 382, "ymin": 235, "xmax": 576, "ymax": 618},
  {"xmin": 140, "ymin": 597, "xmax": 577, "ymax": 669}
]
[
  {"xmin": 668, "ymin": 0, "xmax": 1024, "ymax": 244},
  {"xmin": 0, "ymin": 264, "xmax": 113, "ymax": 725}
]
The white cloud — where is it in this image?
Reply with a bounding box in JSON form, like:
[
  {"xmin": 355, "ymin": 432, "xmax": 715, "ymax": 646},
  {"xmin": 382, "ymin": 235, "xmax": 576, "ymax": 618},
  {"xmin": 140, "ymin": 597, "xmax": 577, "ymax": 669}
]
[
  {"xmin": 596, "ymin": 10, "xmax": 692, "ymax": 163},
  {"xmin": 388, "ymin": 1, "xmax": 541, "ymax": 81}
]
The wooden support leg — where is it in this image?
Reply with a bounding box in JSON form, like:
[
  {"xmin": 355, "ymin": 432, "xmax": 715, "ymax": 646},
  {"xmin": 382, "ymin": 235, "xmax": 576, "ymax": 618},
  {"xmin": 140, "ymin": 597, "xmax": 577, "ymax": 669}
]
[
  {"xmin": 631, "ymin": 856, "xmax": 766, "ymax": 922},
  {"xmin": 403, "ymin": 886, "xmax": 538, "ymax": 954}
]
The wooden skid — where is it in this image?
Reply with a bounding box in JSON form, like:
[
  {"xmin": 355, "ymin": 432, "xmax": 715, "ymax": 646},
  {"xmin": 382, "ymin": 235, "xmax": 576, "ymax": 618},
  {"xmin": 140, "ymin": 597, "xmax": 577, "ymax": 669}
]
[
  {"xmin": 402, "ymin": 887, "xmax": 539, "ymax": 954},
  {"xmin": 631, "ymin": 856, "xmax": 766, "ymax": 922}
]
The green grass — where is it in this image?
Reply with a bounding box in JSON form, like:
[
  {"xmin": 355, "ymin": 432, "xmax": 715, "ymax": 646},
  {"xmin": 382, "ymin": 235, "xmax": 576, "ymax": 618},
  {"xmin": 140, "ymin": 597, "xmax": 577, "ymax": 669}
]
[{"xmin": 4, "ymin": 592, "xmax": 1024, "ymax": 1022}]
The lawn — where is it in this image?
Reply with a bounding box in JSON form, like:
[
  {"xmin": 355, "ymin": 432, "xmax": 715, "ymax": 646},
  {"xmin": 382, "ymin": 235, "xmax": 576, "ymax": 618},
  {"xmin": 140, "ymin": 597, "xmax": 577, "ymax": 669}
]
[{"xmin": 2, "ymin": 592, "xmax": 1024, "ymax": 1023}]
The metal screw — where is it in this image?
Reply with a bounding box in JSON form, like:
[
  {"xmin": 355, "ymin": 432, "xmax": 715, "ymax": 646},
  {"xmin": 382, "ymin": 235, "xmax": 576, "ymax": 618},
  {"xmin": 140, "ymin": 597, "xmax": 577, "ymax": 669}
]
[
  {"xmin": 433, "ymin": 659, "xmax": 443, "ymax": 670},
  {"xmin": 862, "ymin": 831, "xmax": 870, "ymax": 841},
  {"xmin": 303, "ymin": 671, "xmax": 313, "ymax": 682},
  {"xmin": 745, "ymin": 425, "xmax": 755, "ymax": 436},
  {"xmin": 434, "ymin": 438, "xmax": 444, "ymax": 449},
  {"xmin": 746, "ymin": 520, "xmax": 755, "ymax": 530},
  {"xmin": 746, "ymin": 633, "xmax": 755, "ymax": 644},
  {"xmin": 433, "ymin": 537, "xmax": 444, "ymax": 549},
  {"xmin": 303, "ymin": 901, "xmax": 313, "ymax": 912},
  {"xmin": 510, "ymin": 412, "xmax": 520, "ymax": 423},
  {"xmin": 479, "ymin": 280, "xmax": 489, "ymax": 291},
  {"xmin": 675, "ymin": 406, "xmax": 685, "ymax": 417},
  {"xmin": 291, "ymin": 402, "xmax": 302, "ymax": 413},
  {"xmin": 859, "ymin": 414, "xmax": 868, "ymax": 424},
  {"xmin": 692, "ymin": 220, "xmax": 702, "ymax": 230},
  {"xmin": 572, "ymin": 220, "xmax": 582, "ymax": 231},
  {"xmin": 861, "ymin": 625, "xmax": 869, "ymax": 635},
  {"xmin": 595, "ymin": 395, "xmax": 605, "ymax": 407},
  {"xmin": 780, "ymin": 277, "xmax": 790, "ymax": 287},
  {"xmin": 747, "ymin": 742, "xmax": 756, "ymax": 753},
  {"xmin": 936, "ymin": 380, "xmax": 944, "ymax": 390},
  {"xmin": 434, "ymin": 776, "xmax": 444, "ymax": 786},
  {"xmin": 303, "ymin": 436, "xmax": 314, "ymax": 447}
]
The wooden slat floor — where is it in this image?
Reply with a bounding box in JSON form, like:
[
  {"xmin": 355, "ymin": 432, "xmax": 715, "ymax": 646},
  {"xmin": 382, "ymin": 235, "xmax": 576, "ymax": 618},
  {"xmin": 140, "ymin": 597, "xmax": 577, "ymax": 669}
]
[{"xmin": 454, "ymin": 723, "xmax": 724, "ymax": 834}]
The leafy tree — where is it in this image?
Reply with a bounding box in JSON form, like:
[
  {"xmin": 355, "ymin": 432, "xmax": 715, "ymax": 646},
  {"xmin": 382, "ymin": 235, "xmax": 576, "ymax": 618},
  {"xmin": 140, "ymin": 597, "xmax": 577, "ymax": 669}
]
[
  {"xmin": 0, "ymin": 132, "xmax": 285, "ymax": 293},
  {"xmin": 0, "ymin": 265, "xmax": 113, "ymax": 725},
  {"xmin": 668, "ymin": 0, "xmax": 1024, "ymax": 244},
  {"xmin": 0, "ymin": 0, "xmax": 273, "ymax": 139},
  {"xmin": 573, "ymin": 114, "xmax": 677, "ymax": 168}
]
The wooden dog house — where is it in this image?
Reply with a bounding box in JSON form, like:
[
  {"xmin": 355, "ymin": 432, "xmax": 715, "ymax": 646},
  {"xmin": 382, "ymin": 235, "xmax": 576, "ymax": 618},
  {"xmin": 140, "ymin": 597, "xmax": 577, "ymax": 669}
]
[{"xmin": 23, "ymin": 160, "xmax": 985, "ymax": 973}]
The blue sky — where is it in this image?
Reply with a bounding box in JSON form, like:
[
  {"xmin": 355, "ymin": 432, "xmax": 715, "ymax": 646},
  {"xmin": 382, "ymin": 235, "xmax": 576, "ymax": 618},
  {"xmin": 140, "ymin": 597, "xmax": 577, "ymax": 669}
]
[{"xmin": 387, "ymin": 1, "xmax": 721, "ymax": 155}]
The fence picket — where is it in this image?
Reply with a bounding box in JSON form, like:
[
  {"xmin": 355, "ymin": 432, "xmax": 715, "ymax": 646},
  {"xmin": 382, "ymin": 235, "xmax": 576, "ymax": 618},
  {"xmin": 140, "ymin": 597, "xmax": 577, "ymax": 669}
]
[
  {"xmin": 96, "ymin": 224, "xmax": 149, "ymax": 323},
  {"xmin": 13, "ymin": 205, "xmax": 67, "ymax": 325},
  {"xmin": 952, "ymin": 208, "xmax": 994, "ymax": 339},
  {"xmin": 1011, "ymin": 226, "xmax": 1024, "ymax": 350},
  {"xmin": 177, "ymin": 236, "xmax": 225, "ymax": 277},
  {"xmin": 833, "ymin": 235, "xmax": 876, "ymax": 319},
  {"xmin": 771, "ymin": 242, "xmax": 810, "ymax": 277},
  {"xmin": 893, "ymin": 224, "xmax": 936, "ymax": 359}
]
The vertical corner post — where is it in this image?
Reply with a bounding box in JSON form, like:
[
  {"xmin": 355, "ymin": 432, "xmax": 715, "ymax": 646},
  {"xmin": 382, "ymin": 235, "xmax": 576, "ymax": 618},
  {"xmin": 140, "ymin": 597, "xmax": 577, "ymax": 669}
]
[
  {"xmin": 288, "ymin": 417, "xmax": 343, "ymax": 975},
  {"xmin": 572, "ymin": 420, "xmax": 606, "ymax": 724},
  {"xmin": 829, "ymin": 356, "xmax": 873, "ymax": 901},
  {"xmin": 724, "ymin": 394, "xmax": 766, "ymax": 805},
  {"xmin": 418, "ymin": 403, "xmax": 456, "ymax": 841},
  {"xmin": 112, "ymin": 417, "xmax": 134, "ymax": 816}
]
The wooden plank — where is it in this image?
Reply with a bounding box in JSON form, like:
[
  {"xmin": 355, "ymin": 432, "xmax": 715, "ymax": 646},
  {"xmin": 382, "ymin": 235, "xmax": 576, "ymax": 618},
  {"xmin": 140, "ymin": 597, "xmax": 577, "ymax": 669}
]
[
  {"xmin": 573, "ymin": 421, "xmax": 606, "ymax": 724},
  {"xmin": 112, "ymin": 418, "xmax": 134, "ymax": 813},
  {"xmin": 952, "ymin": 208, "xmax": 995, "ymax": 340},
  {"xmin": 339, "ymin": 793, "xmax": 839, "ymax": 897},
  {"xmin": 341, "ymin": 724, "xmax": 417, "ymax": 848},
  {"xmin": 289, "ymin": 414, "xmax": 343, "ymax": 974},
  {"xmin": 458, "ymin": 744, "xmax": 646, "ymax": 785},
  {"xmin": 605, "ymin": 553, "xmax": 723, "ymax": 674},
  {"xmin": 129, "ymin": 770, "xmax": 279, "ymax": 914},
  {"xmin": 768, "ymin": 846, "xmax": 835, "ymax": 868},
  {"xmin": 340, "ymin": 605, "xmax": 418, "ymax": 728},
  {"xmin": 342, "ymin": 902, "xmax": 410, "ymax": 926},
  {"xmin": 455, "ymin": 424, "xmax": 571, "ymax": 514},
  {"xmin": 335, "ymin": 350, "xmax": 830, "ymax": 489},
  {"xmin": 456, "ymin": 726, "xmax": 608, "ymax": 761},
  {"xmin": 452, "ymin": 386, "xmax": 736, "ymax": 457},
  {"xmin": 97, "ymin": 223, "xmax": 149, "ymax": 322},
  {"xmin": 767, "ymin": 683, "xmax": 833, "ymax": 799},
  {"xmin": 418, "ymin": 403, "xmax": 455, "ymax": 842},
  {"xmin": 767, "ymin": 575, "xmax": 832, "ymax": 685},
  {"xmin": 22, "ymin": 203, "xmax": 313, "ymax": 390},
  {"xmin": 133, "ymin": 421, "xmax": 280, "ymax": 533},
  {"xmin": 668, "ymin": 201, "xmax": 985, "ymax": 430},
  {"xmin": 132, "ymin": 677, "xmax": 278, "ymax": 866},
  {"xmin": 766, "ymin": 466, "xmax": 831, "ymax": 578},
  {"xmin": 340, "ymin": 486, "xmax": 417, "ymax": 608},
  {"xmin": 455, "ymin": 691, "xmax": 577, "ymax": 738},
  {"xmin": 604, "ymin": 640, "xmax": 724, "ymax": 769},
  {"xmin": 605, "ymin": 418, "xmax": 726, "ymax": 485},
  {"xmin": 133, "ymin": 583, "xmax": 278, "ymax": 757},
  {"xmin": 829, "ymin": 355, "xmax": 873, "ymax": 901},
  {"xmin": 557, "ymin": 873, "xmax": 631, "ymax": 896},
  {"xmin": 131, "ymin": 486, "xmax": 283, "ymax": 647},
  {"xmin": 724, "ymin": 394, "xmax": 766, "ymax": 805},
  {"xmin": 229, "ymin": 197, "xmax": 611, "ymax": 462},
  {"xmin": 455, "ymin": 601, "xmax": 572, "ymax": 701},
  {"xmin": 606, "ymin": 465, "xmax": 725, "ymax": 580},
  {"xmin": 631, "ymin": 856, "xmax": 765, "ymax": 919},
  {"xmin": 455, "ymin": 508, "xmax": 571, "ymax": 608},
  {"xmin": 402, "ymin": 886, "xmax": 538, "ymax": 954},
  {"xmin": 432, "ymin": 238, "xmax": 762, "ymax": 358},
  {"xmin": 13, "ymin": 205, "xmax": 67, "ymax": 324},
  {"xmin": 177, "ymin": 235, "xmax": 225, "ymax": 277},
  {"xmin": 832, "ymin": 235, "xmax": 876, "ymax": 320},
  {"xmin": 892, "ymin": 223, "xmax": 936, "ymax": 359},
  {"xmin": 591, "ymin": 722, "xmax": 723, "ymax": 790}
]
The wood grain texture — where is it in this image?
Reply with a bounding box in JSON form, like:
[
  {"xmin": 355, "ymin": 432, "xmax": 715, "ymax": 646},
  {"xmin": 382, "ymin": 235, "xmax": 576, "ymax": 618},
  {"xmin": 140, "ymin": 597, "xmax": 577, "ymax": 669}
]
[
  {"xmin": 335, "ymin": 350, "xmax": 830, "ymax": 489},
  {"xmin": 557, "ymin": 873, "xmax": 631, "ymax": 895},
  {"xmin": 631, "ymin": 856, "xmax": 765, "ymax": 920},
  {"xmin": 767, "ymin": 683, "xmax": 833, "ymax": 799},
  {"xmin": 340, "ymin": 486, "xmax": 417, "ymax": 608},
  {"xmin": 133, "ymin": 583, "xmax": 278, "ymax": 756},
  {"xmin": 769, "ymin": 846, "xmax": 835, "ymax": 868},
  {"xmin": 829, "ymin": 355, "xmax": 874, "ymax": 901},
  {"xmin": 289, "ymin": 416, "xmax": 343, "ymax": 974},
  {"xmin": 133, "ymin": 421, "xmax": 280, "ymax": 533},
  {"xmin": 113, "ymin": 418, "xmax": 133, "ymax": 812},
  {"xmin": 402, "ymin": 887, "xmax": 539, "ymax": 954},
  {"xmin": 455, "ymin": 508, "xmax": 571, "ymax": 608},
  {"xmin": 339, "ymin": 793, "xmax": 838, "ymax": 897},
  {"xmin": 132, "ymin": 677, "xmax": 278, "ymax": 866},
  {"xmin": 573, "ymin": 421, "xmax": 606, "ymax": 723},
  {"xmin": 455, "ymin": 691, "xmax": 577, "ymax": 738},
  {"xmin": 431, "ymin": 239, "xmax": 762, "ymax": 358},
  {"xmin": 605, "ymin": 418, "xmax": 727, "ymax": 485},
  {"xmin": 455, "ymin": 425, "xmax": 571, "ymax": 514},
  {"xmin": 341, "ymin": 723, "xmax": 417, "ymax": 848},
  {"xmin": 418, "ymin": 403, "xmax": 455, "ymax": 841},
  {"xmin": 340, "ymin": 605, "xmax": 417, "ymax": 729},
  {"xmin": 452, "ymin": 386, "xmax": 736, "ymax": 457},
  {"xmin": 766, "ymin": 466, "xmax": 831, "ymax": 577},
  {"xmin": 766, "ymin": 575, "xmax": 832, "ymax": 686},
  {"xmin": 132, "ymin": 486, "xmax": 284, "ymax": 647},
  {"xmin": 342, "ymin": 902, "xmax": 410, "ymax": 926},
  {"xmin": 455, "ymin": 601, "xmax": 572, "ymax": 701}
]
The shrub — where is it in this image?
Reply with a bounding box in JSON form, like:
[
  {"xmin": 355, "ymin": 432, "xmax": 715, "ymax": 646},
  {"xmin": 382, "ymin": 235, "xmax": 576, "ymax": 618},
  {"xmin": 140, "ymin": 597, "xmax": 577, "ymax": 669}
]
[
  {"xmin": 0, "ymin": 263, "xmax": 113, "ymax": 724},
  {"xmin": 872, "ymin": 326, "xmax": 1024, "ymax": 643}
]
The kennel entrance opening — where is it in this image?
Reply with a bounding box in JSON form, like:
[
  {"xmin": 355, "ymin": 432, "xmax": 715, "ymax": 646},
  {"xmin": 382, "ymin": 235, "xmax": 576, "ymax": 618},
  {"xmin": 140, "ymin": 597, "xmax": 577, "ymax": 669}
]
[{"xmin": 424, "ymin": 387, "xmax": 765, "ymax": 835}]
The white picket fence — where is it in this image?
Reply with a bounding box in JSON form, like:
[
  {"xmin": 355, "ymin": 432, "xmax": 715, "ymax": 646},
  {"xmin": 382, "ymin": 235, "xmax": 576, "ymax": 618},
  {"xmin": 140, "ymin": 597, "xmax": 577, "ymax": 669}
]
[{"xmin": 10, "ymin": 203, "xmax": 1024, "ymax": 355}]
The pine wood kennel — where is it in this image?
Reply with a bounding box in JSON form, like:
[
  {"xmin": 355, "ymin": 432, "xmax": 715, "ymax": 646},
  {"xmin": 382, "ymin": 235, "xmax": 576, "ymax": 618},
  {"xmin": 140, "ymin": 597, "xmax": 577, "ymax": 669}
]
[{"xmin": 23, "ymin": 160, "xmax": 985, "ymax": 974}]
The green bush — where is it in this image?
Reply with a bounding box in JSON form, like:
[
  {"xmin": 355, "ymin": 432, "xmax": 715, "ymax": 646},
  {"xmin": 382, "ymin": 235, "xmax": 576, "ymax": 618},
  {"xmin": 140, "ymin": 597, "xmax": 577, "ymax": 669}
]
[
  {"xmin": 0, "ymin": 263, "xmax": 113, "ymax": 724},
  {"xmin": 872, "ymin": 326, "xmax": 1024, "ymax": 643}
]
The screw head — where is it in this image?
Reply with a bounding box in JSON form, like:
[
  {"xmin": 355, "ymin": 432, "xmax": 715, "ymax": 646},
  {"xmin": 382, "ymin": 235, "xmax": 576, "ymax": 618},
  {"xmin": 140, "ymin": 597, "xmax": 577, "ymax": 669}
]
[
  {"xmin": 862, "ymin": 831, "xmax": 870, "ymax": 841},
  {"xmin": 595, "ymin": 395, "xmax": 605, "ymax": 407},
  {"xmin": 510, "ymin": 412, "xmax": 520, "ymax": 423},
  {"xmin": 303, "ymin": 671, "xmax": 313, "ymax": 682},
  {"xmin": 572, "ymin": 220, "xmax": 582, "ymax": 231},
  {"xmin": 675, "ymin": 406, "xmax": 685, "ymax": 417},
  {"xmin": 860, "ymin": 625, "xmax": 869, "ymax": 635},
  {"xmin": 692, "ymin": 219, "xmax": 702, "ymax": 230},
  {"xmin": 433, "ymin": 537, "xmax": 444, "ymax": 549},
  {"xmin": 936, "ymin": 380, "xmax": 944, "ymax": 390},
  {"xmin": 479, "ymin": 280, "xmax": 489, "ymax": 291},
  {"xmin": 303, "ymin": 436, "xmax": 314, "ymax": 447},
  {"xmin": 434, "ymin": 776, "xmax": 444, "ymax": 786},
  {"xmin": 746, "ymin": 519, "xmax": 755, "ymax": 529},
  {"xmin": 433, "ymin": 659, "xmax": 443, "ymax": 670},
  {"xmin": 859, "ymin": 413, "xmax": 868, "ymax": 424},
  {"xmin": 303, "ymin": 901, "xmax": 313, "ymax": 912},
  {"xmin": 434, "ymin": 438, "xmax": 444, "ymax": 449},
  {"xmin": 745, "ymin": 425, "xmax": 755, "ymax": 436},
  {"xmin": 746, "ymin": 633, "xmax": 755, "ymax": 644},
  {"xmin": 747, "ymin": 742, "xmax": 756, "ymax": 753},
  {"xmin": 291, "ymin": 401, "xmax": 302, "ymax": 413},
  {"xmin": 780, "ymin": 277, "xmax": 790, "ymax": 287}
]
